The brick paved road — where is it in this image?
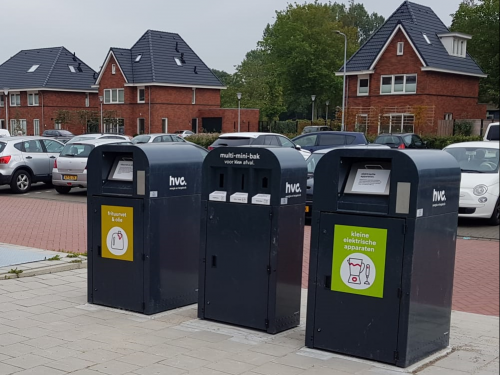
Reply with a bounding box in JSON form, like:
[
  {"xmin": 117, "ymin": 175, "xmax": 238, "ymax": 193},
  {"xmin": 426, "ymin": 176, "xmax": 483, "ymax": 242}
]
[{"xmin": 0, "ymin": 196, "xmax": 498, "ymax": 316}]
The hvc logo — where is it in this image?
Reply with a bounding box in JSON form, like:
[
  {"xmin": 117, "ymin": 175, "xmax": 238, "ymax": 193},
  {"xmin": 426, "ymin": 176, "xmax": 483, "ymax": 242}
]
[
  {"xmin": 286, "ymin": 182, "xmax": 301, "ymax": 194},
  {"xmin": 170, "ymin": 176, "xmax": 187, "ymax": 186},
  {"xmin": 433, "ymin": 189, "xmax": 446, "ymax": 202}
]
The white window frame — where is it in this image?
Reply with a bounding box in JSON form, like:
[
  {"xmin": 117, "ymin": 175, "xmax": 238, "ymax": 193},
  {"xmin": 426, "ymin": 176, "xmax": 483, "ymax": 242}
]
[
  {"xmin": 85, "ymin": 93, "xmax": 90, "ymax": 107},
  {"xmin": 162, "ymin": 118, "xmax": 168, "ymax": 133},
  {"xmin": 397, "ymin": 42, "xmax": 404, "ymax": 55},
  {"xmin": 28, "ymin": 92, "xmax": 39, "ymax": 106},
  {"xmin": 112, "ymin": 64, "xmax": 116, "ymax": 74},
  {"xmin": 33, "ymin": 119, "xmax": 40, "ymax": 135},
  {"xmin": 380, "ymin": 74, "xmax": 417, "ymax": 95},
  {"xmin": 10, "ymin": 93, "xmax": 21, "ymax": 106},
  {"xmin": 378, "ymin": 113, "xmax": 415, "ymax": 134},
  {"xmin": 0, "ymin": 95, "xmax": 4, "ymax": 107},
  {"xmin": 104, "ymin": 89, "xmax": 124, "ymax": 104},
  {"xmin": 355, "ymin": 114, "xmax": 368, "ymax": 133},
  {"xmin": 357, "ymin": 75, "xmax": 369, "ymax": 96},
  {"xmin": 192, "ymin": 88, "xmax": 196, "ymax": 104},
  {"xmin": 444, "ymin": 113, "xmax": 453, "ymax": 120},
  {"xmin": 10, "ymin": 119, "xmax": 27, "ymax": 134},
  {"xmin": 54, "ymin": 121, "xmax": 62, "ymax": 130},
  {"xmin": 138, "ymin": 87, "xmax": 145, "ymax": 103}
]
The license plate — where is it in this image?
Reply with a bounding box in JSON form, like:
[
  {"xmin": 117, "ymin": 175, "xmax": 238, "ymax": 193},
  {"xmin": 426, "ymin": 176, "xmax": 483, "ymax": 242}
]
[
  {"xmin": 305, "ymin": 206, "xmax": 310, "ymax": 213},
  {"xmin": 63, "ymin": 175, "xmax": 77, "ymax": 181}
]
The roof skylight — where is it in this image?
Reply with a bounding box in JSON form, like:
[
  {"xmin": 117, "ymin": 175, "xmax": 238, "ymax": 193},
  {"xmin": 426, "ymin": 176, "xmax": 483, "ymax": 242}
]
[
  {"xmin": 27, "ymin": 65, "xmax": 40, "ymax": 73},
  {"xmin": 423, "ymin": 33, "xmax": 431, "ymax": 44},
  {"xmin": 174, "ymin": 57, "xmax": 182, "ymax": 66},
  {"xmin": 135, "ymin": 54, "xmax": 142, "ymax": 62},
  {"xmin": 68, "ymin": 65, "xmax": 76, "ymax": 73}
]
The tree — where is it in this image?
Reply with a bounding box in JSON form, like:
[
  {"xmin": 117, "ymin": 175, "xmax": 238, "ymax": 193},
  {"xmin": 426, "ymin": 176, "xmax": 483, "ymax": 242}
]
[
  {"xmin": 53, "ymin": 110, "xmax": 73, "ymax": 129},
  {"xmin": 75, "ymin": 110, "xmax": 99, "ymax": 133},
  {"xmin": 451, "ymin": 0, "xmax": 499, "ymax": 106}
]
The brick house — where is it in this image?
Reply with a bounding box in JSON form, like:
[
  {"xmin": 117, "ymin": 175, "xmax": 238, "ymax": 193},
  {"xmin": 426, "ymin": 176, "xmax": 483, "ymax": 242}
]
[
  {"xmin": 0, "ymin": 47, "xmax": 98, "ymax": 135},
  {"xmin": 94, "ymin": 30, "xmax": 259, "ymax": 135},
  {"xmin": 337, "ymin": 1, "xmax": 487, "ymax": 135}
]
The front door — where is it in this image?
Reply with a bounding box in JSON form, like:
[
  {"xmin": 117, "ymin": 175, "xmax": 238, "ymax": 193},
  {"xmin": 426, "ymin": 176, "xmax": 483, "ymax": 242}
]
[
  {"xmin": 311, "ymin": 213, "xmax": 405, "ymax": 364},
  {"xmin": 204, "ymin": 203, "xmax": 271, "ymax": 330},
  {"xmin": 90, "ymin": 197, "xmax": 144, "ymax": 313}
]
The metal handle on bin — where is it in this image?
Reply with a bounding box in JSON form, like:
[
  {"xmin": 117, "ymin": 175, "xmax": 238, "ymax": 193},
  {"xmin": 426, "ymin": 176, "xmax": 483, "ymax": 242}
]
[
  {"xmin": 324, "ymin": 275, "xmax": 331, "ymax": 289},
  {"xmin": 211, "ymin": 255, "xmax": 217, "ymax": 268}
]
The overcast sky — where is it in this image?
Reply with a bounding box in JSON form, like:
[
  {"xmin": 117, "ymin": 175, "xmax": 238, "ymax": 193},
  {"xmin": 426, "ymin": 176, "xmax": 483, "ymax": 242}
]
[{"xmin": 0, "ymin": 0, "xmax": 463, "ymax": 74}]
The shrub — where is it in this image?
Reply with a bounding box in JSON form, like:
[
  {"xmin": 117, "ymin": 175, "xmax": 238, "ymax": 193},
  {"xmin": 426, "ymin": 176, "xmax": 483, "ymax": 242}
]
[
  {"xmin": 453, "ymin": 120, "xmax": 473, "ymax": 136},
  {"xmin": 421, "ymin": 135, "xmax": 482, "ymax": 149},
  {"xmin": 187, "ymin": 133, "xmax": 220, "ymax": 149}
]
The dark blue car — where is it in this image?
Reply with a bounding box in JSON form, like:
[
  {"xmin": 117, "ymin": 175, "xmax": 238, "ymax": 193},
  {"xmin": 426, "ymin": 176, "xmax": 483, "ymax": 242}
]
[{"xmin": 292, "ymin": 131, "xmax": 368, "ymax": 152}]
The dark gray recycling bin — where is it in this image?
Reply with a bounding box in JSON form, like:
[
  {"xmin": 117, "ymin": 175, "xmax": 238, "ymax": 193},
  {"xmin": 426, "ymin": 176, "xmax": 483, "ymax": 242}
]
[
  {"xmin": 306, "ymin": 148, "xmax": 461, "ymax": 367},
  {"xmin": 87, "ymin": 143, "xmax": 205, "ymax": 315},
  {"xmin": 198, "ymin": 146, "xmax": 307, "ymax": 334}
]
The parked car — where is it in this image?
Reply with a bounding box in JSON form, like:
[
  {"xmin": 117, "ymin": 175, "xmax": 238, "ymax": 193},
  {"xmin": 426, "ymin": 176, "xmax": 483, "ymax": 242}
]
[
  {"xmin": 374, "ymin": 133, "xmax": 426, "ymax": 149},
  {"xmin": 52, "ymin": 139, "xmax": 130, "ymax": 194},
  {"xmin": 302, "ymin": 126, "xmax": 331, "ymax": 134},
  {"xmin": 131, "ymin": 133, "xmax": 187, "ymax": 144},
  {"xmin": 0, "ymin": 136, "xmax": 65, "ymax": 193},
  {"xmin": 483, "ymin": 122, "xmax": 499, "ymax": 141},
  {"xmin": 0, "ymin": 129, "xmax": 10, "ymax": 138},
  {"xmin": 292, "ymin": 131, "xmax": 368, "ymax": 153},
  {"xmin": 443, "ymin": 141, "xmax": 499, "ymax": 225},
  {"xmin": 304, "ymin": 144, "xmax": 391, "ymax": 220},
  {"xmin": 66, "ymin": 133, "xmax": 131, "ymax": 144},
  {"xmin": 42, "ymin": 129, "xmax": 75, "ymax": 143},
  {"xmin": 174, "ymin": 130, "xmax": 195, "ymax": 138},
  {"xmin": 208, "ymin": 132, "xmax": 311, "ymax": 159}
]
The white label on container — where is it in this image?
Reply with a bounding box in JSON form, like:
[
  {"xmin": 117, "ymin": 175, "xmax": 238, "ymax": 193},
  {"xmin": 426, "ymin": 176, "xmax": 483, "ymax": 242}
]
[
  {"xmin": 351, "ymin": 169, "xmax": 390, "ymax": 194},
  {"xmin": 230, "ymin": 192, "xmax": 248, "ymax": 204},
  {"xmin": 150, "ymin": 191, "xmax": 158, "ymax": 198},
  {"xmin": 281, "ymin": 197, "xmax": 288, "ymax": 205},
  {"xmin": 112, "ymin": 160, "xmax": 133, "ymax": 181},
  {"xmin": 209, "ymin": 191, "xmax": 227, "ymax": 202},
  {"xmin": 417, "ymin": 208, "xmax": 424, "ymax": 217},
  {"xmin": 252, "ymin": 194, "xmax": 271, "ymax": 205}
]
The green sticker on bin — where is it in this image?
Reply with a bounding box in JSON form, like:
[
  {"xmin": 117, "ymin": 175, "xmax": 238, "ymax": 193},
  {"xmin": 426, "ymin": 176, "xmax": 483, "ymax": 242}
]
[{"xmin": 331, "ymin": 225, "xmax": 387, "ymax": 298}]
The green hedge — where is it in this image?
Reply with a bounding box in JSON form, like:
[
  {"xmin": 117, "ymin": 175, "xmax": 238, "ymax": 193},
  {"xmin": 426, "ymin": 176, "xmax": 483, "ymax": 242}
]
[
  {"xmin": 187, "ymin": 133, "xmax": 220, "ymax": 149},
  {"xmin": 421, "ymin": 135, "xmax": 482, "ymax": 149}
]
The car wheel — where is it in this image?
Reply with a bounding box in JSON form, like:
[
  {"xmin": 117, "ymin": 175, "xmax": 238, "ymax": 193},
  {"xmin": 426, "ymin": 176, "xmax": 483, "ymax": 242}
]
[
  {"xmin": 487, "ymin": 198, "xmax": 500, "ymax": 226},
  {"xmin": 55, "ymin": 186, "xmax": 72, "ymax": 194},
  {"xmin": 10, "ymin": 170, "xmax": 32, "ymax": 194}
]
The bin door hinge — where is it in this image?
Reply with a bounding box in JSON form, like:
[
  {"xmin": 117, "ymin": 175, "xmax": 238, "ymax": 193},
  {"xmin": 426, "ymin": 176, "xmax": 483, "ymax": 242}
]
[
  {"xmin": 267, "ymin": 265, "xmax": 271, "ymax": 275},
  {"xmin": 265, "ymin": 319, "xmax": 269, "ymax": 328},
  {"xmin": 394, "ymin": 350, "xmax": 399, "ymax": 361},
  {"xmin": 397, "ymin": 288, "xmax": 403, "ymax": 299}
]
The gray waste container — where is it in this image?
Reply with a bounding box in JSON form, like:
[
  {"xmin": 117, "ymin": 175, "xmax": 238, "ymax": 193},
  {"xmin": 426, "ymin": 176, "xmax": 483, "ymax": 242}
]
[
  {"xmin": 198, "ymin": 146, "xmax": 307, "ymax": 333},
  {"xmin": 306, "ymin": 148, "xmax": 461, "ymax": 367},
  {"xmin": 87, "ymin": 143, "xmax": 205, "ymax": 315}
]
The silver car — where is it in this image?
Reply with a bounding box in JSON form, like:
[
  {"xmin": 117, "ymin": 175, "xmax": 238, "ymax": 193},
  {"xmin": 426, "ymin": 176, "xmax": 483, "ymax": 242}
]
[
  {"xmin": 131, "ymin": 133, "xmax": 187, "ymax": 144},
  {"xmin": 52, "ymin": 139, "xmax": 130, "ymax": 194},
  {"xmin": 0, "ymin": 136, "xmax": 65, "ymax": 193},
  {"xmin": 66, "ymin": 133, "xmax": 131, "ymax": 144}
]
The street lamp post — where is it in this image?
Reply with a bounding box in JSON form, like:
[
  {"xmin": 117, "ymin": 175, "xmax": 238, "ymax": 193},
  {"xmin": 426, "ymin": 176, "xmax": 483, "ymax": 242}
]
[
  {"xmin": 3, "ymin": 88, "xmax": 8, "ymax": 132},
  {"xmin": 311, "ymin": 95, "xmax": 316, "ymax": 122},
  {"xmin": 237, "ymin": 92, "xmax": 242, "ymax": 132},
  {"xmin": 99, "ymin": 96, "xmax": 103, "ymax": 133},
  {"xmin": 325, "ymin": 100, "xmax": 330, "ymax": 122},
  {"xmin": 335, "ymin": 30, "xmax": 347, "ymax": 131}
]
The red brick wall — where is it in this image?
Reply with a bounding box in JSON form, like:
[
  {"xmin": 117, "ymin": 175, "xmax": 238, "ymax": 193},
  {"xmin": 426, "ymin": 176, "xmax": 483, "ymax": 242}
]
[
  {"xmin": 347, "ymin": 29, "xmax": 486, "ymax": 133},
  {"xmin": 198, "ymin": 109, "xmax": 260, "ymax": 133},
  {"xmin": 0, "ymin": 91, "xmax": 98, "ymax": 135}
]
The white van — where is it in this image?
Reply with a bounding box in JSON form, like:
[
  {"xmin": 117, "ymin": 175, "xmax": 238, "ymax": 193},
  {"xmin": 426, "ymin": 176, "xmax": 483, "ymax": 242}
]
[
  {"xmin": 0, "ymin": 129, "xmax": 10, "ymax": 138},
  {"xmin": 484, "ymin": 122, "xmax": 499, "ymax": 141}
]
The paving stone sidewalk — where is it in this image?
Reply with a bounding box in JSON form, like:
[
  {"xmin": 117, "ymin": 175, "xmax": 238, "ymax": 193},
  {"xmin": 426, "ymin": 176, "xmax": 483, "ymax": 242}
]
[{"xmin": 0, "ymin": 269, "xmax": 498, "ymax": 375}]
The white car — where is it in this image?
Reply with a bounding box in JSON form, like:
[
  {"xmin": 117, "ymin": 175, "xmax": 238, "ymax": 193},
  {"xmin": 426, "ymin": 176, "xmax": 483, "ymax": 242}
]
[
  {"xmin": 483, "ymin": 122, "xmax": 499, "ymax": 141},
  {"xmin": 208, "ymin": 132, "xmax": 311, "ymax": 160},
  {"xmin": 66, "ymin": 133, "xmax": 130, "ymax": 144},
  {"xmin": 131, "ymin": 133, "xmax": 187, "ymax": 144},
  {"xmin": 443, "ymin": 141, "xmax": 499, "ymax": 225},
  {"xmin": 174, "ymin": 130, "xmax": 195, "ymax": 139}
]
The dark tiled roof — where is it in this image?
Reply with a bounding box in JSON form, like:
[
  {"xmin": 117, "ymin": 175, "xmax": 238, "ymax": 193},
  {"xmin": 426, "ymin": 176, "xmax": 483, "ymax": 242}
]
[
  {"xmin": 342, "ymin": 1, "xmax": 484, "ymax": 76},
  {"xmin": 0, "ymin": 47, "xmax": 97, "ymax": 91},
  {"xmin": 106, "ymin": 30, "xmax": 224, "ymax": 87}
]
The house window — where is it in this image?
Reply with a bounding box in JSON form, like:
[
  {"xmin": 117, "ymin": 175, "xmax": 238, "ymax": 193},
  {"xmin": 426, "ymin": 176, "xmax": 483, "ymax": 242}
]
[
  {"xmin": 135, "ymin": 54, "xmax": 142, "ymax": 62},
  {"xmin": 174, "ymin": 57, "xmax": 182, "ymax": 66},
  {"xmin": 162, "ymin": 118, "xmax": 168, "ymax": 133},
  {"xmin": 104, "ymin": 118, "xmax": 124, "ymax": 134},
  {"xmin": 54, "ymin": 121, "xmax": 61, "ymax": 130},
  {"xmin": 137, "ymin": 118, "xmax": 145, "ymax": 134},
  {"xmin": 380, "ymin": 75, "xmax": 417, "ymax": 94},
  {"xmin": 104, "ymin": 89, "xmax": 124, "ymax": 104},
  {"xmin": 423, "ymin": 34, "xmax": 431, "ymax": 44},
  {"xmin": 10, "ymin": 119, "xmax": 27, "ymax": 134},
  {"xmin": 138, "ymin": 87, "xmax": 145, "ymax": 103},
  {"xmin": 357, "ymin": 77, "xmax": 369, "ymax": 96},
  {"xmin": 444, "ymin": 113, "xmax": 453, "ymax": 120},
  {"xmin": 10, "ymin": 93, "xmax": 21, "ymax": 106},
  {"xmin": 85, "ymin": 93, "xmax": 90, "ymax": 107},
  {"xmin": 112, "ymin": 64, "xmax": 116, "ymax": 74},
  {"xmin": 379, "ymin": 114, "xmax": 415, "ymax": 134},
  {"xmin": 397, "ymin": 42, "xmax": 404, "ymax": 55},
  {"xmin": 355, "ymin": 114, "xmax": 368, "ymax": 133},
  {"xmin": 28, "ymin": 93, "xmax": 39, "ymax": 106},
  {"xmin": 69, "ymin": 65, "xmax": 76, "ymax": 73},
  {"xmin": 27, "ymin": 65, "xmax": 39, "ymax": 73},
  {"xmin": 0, "ymin": 95, "xmax": 4, "ymax": 107},
  {"xmin": 34, "ymin": 119, "xmax": 40, "ymax": 135},
  {"xmin": 192, "ymin": 88, "xmax": 196, "ymax": 104}
]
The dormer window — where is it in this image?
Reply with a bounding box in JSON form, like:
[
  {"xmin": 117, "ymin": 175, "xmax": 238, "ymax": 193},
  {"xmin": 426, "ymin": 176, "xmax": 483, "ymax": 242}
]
[
  {"xmin": 438, "ymin": 32, "xmax": 471, "ymax": 58},
  {"xmin": 27, "ymin": 65, "xmax": 39, "ymax": 73}
]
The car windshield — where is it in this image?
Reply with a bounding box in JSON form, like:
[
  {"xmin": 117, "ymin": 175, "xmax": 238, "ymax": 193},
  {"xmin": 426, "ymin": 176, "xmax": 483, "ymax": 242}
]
[
  {"xmin": 445, "ymin": 147, "xmax": 499, "ymax": 173},
  {"xmin": 212, "ymin": 137, "xmax": 251, "ymax": 147},
  {"xmin": 59, "ymin": 130, "xmax": 74, "ymax": 136},
  {"xmin": 306, "ymin": 153, "xmax": 324, "ymax": 174},
  {"xmin": 0, "ymin": 142, "xmax": 5, "ymax": 153},
  {"xmin": 132, "ymin": 135, "xmax": 151, "ymax": 144},
  {"xmin": 60, "ymin": 144, "xmax": 95, "ymax": 157}
]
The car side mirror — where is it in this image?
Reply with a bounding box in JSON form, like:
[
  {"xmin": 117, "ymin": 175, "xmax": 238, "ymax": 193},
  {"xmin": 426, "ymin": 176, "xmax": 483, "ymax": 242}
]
[{"xmin": 295, "ymin": 145, "xmax": 302, "ymax": 151}]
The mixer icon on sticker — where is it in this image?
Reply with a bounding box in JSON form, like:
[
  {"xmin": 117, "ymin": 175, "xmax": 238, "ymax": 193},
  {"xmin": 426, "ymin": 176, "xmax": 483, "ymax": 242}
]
[{"xmin": 340, "ymin": 253, "xmax": 376, "ymax": 290}]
